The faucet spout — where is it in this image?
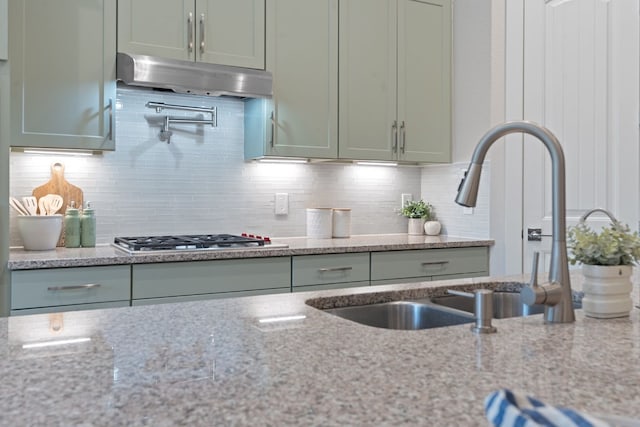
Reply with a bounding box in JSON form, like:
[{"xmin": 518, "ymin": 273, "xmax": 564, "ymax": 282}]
[{"xmin": 455, "ymin": 121, "xmax": 575, "ymax": 323}]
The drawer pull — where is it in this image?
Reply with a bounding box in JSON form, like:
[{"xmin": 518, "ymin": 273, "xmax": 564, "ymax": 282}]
[
  {"xmin": 421, "ymin": 261, "xmax": 449, "ymax": 266},
  {"xmin": 318, "ymin": 266, "xmax": 353, "ymax": 273},
  {"xmin": 47, "ymin": 284, "xmax": 102, "ymax": 291}
]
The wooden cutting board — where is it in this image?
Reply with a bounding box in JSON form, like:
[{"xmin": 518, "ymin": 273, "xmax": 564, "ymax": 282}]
[
  {"xmin": 32, "ymin": 162, "xmax": 84, "ymax": 246},
  {"xmin": 32, "ymin": 162, "xmax": 84, "ymax": 215}
]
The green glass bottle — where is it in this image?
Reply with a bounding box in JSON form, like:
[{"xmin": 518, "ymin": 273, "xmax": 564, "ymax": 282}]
[
  {"xmin": 64, "ymin": 201, "xmax": 81, "ymax": 248},
  {"xmin": 81, "ymin": 201, "xmax": 96, "ymax": 248}
]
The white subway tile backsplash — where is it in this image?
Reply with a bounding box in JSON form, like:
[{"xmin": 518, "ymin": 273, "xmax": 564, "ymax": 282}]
[
  {"xmin": 9, "ymin": 87, "xmax": 422, "ymax": 245},
  {"xmin": 420, "ymin": 162, "xmax": 491, "ymax": 239}
]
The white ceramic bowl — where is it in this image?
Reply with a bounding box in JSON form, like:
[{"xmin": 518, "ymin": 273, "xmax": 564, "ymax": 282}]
[{"xmin": 16, "ymin": 215, "xmax": 63, "ymax": 250}]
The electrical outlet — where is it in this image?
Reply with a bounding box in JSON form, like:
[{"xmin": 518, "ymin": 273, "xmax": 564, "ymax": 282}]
[
  {"xmin": 463, "ymin": 207, "xmax": 474, "ymax": 215},
  {"xmin": 401, "ymin": 193, "xmax": 412, "ymax": 209},
  {"xmin": 275, "ymin": 193, "xmax": 289, "ymax": 215}
]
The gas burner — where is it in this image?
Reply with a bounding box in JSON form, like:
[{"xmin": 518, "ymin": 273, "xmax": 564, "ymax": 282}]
[{"xmin": 113, "ymin": 234, "xmax": 285, "ymax": 254}]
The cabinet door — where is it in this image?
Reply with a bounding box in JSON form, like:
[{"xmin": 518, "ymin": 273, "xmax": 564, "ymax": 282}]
[
  {"xmin": 9, "ymin": 0, "xmax": 116, "ymax": 150},
  {"xmin": 196, "ymin": 0, "xmax": 265, "ymax": 69},
  {"xmin": 118, "ymin": 0, "xmax": 193, "ymax": 61},
  {"xmin": 397, "ymin": 0, "xmax": 451, "ymax": 163},
  {"xmin": 338, "ymin": 0, "xmax": 397, "ymax": 161},
  {"xmin": 263, "ymin": 0, "xmax": 338, "ymax": 158}
]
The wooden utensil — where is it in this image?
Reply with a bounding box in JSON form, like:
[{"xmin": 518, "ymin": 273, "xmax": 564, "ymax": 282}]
[
  {"xmin": 9, "ymin": 198, "xmax": 28, "ymax": 215},
  {"xmin": 22, "ymin": 196, "xmax": 38, "ymax": 215},
  {"xmin": 38, "ymin": 197, "xmax": 49, "ymax": 216},
  {"xmin": 43, "ymin": 194, "xmax": 64, "ymax": 215},
  {"xmin": 32, "ymin": 162, "xmax": 83, "ymax": 216}
]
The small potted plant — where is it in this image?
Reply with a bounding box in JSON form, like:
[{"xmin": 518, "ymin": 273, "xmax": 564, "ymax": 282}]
[
  {"xmin": 401, "ymin": 200, "xmax": 438, "ymax": 235},
  {"xmin": 567, "ymin": 221, "xmax": 640, "ymax": 318}
]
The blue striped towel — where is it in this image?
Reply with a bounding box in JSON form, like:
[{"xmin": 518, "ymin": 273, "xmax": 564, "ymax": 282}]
[{"xmin": 484, "ymin": 389, "xmax": 610, "ymax": 427}]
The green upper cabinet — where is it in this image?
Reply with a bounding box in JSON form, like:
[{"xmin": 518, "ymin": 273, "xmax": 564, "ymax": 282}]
[
  {"xmin": 339, "ymin": 0, "xmax": 451, "ymax": 163},
  {"xmin": 118, "ymin": 0, "xmax": 265, "ymax": 69},
  {"xmin": 9, "ymin": 0, "xmax": 116, "ymax": 151},
  {"xmin": 244, "ymin": 0, "xmax": 338, "ymax": 160},
  {"xmin": 0, "ymin": 0, "xmax": 7, "ymax": 60}
]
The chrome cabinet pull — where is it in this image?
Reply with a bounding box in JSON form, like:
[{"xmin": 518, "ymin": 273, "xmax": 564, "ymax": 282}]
[
  {"xmin": 392, "ymin": 120, "xmax": 398, "ymax": 153},
  {"xmin": 104, "ymin": 98, "xmax": 113, "ymax": 141},
  {"xmin": 106, "ymin": 98, "xmax": 113, "ymax": 140},
  {"xmin": 400, "ymin": 121, "xmax": 406, "ymax": 153},
  {"xmin": 421, "ymin": 261, "xmax": 449, "ymax": 266},
  {"xmin": 47, "ymin": 284, "xmax": 102, "ymax": 291},
  {"xmin": 199, "ymin": 13, "xmax": 205, "ymax": 54},
  {"xmin": 187, "ymin": 12, "xmax": 194, "ymax": 53},
  {"xmin": 269, "ymin": 111, "xmax": 275, "ymax": 147},
  {"xmin": 318, "ymin": 266, "xmax": 353, "ymax": 273}
]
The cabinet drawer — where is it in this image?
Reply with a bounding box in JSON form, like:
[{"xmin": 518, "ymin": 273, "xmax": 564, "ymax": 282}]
[
  {"xmin": 371, "ymin": 247, "xmax": 488, "ymax": 281},
  {"xmin": 133, "ymin": 257, "xmax": 291, "ymax": 299},
  {"xmin": 292, "ymin": 253, "xmax": 370, "ymax": 287},
  {"xmin": 11, "ymin": 266, "xmax": 131, "ymax": 310}
]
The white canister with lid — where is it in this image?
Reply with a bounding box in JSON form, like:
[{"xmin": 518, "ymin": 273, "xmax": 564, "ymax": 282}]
[
  {"xmin": 332, "ymin": 208, "xmax": 351, "ymax": 238},
  {"xmin": 306, "ymin": 208, "xmax": 333, "ymax": 239}
]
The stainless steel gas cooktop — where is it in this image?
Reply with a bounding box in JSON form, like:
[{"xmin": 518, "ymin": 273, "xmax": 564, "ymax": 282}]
[{"xmin": 112, "ymin": 234, "xmax": 287, "ymax": 254}]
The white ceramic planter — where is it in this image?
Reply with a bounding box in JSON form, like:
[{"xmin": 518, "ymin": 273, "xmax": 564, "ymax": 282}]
[
  {"xmin": 424, "ymin": 220, "xmax": 441, "ymax": 236},
  {"xmin": 407, "ymin": 218, "xmax": 425, "ymax": 235},
  {"xmin": 581, "ymin": 264, "xmax": 633, "ymax": 318}
]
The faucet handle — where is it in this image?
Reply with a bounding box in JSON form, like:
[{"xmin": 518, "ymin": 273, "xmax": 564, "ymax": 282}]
[
  {"xmin": 529, "ymin": 251, "xmax": 539, "ymax": 288},
  {"xmin": 522, "ymin": 251, "xmax": 545, "ymax": 305},
  {"xmin": 521, "ymin": 251, "xmax": 562, "ymax": 306}
]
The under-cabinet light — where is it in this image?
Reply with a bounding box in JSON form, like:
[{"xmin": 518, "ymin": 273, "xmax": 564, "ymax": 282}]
[
  {"xmin": 355, "ymin": 161, "xmax": 398, "ymax": 167},
  {"xmin": 18, "ymin": 148, "xmax": 97, "ymax": 157},
  {"xmin": 22, "ymin": 337, "xmax": 92, "ymax": 349},
  {"xmin": 256, "ymin": 158, "xmax": 309, "ymax": 164},
  {"xmin": 258, "ymin": 315, "xmax": 307, "ymax": 324}
]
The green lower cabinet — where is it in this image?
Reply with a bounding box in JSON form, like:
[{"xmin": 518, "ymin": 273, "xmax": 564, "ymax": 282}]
[
  {"xmin": 10, "ymin": 265, "xmax": 131, "ymax": 314},
  {"xmin": 371, "ymin": 247, "xmax": 489, "ymax": 285},
  {"xmin": 292, "ymin": 252, "xmax": 370, "ymax": 292},
  {"xmin": 11, "ymin": 301, "xmax": 130, "ymax": 316},
  {"xmin": 292, "ymin": 282, "xmax": 369, "ymax": 293},
  {"xmin": 132, "ymin": 257, "xmax": 291, "ymax": 301},
  {"xmin": 132, "ymin": 288, "xmax": 290, "ymax": 306}
]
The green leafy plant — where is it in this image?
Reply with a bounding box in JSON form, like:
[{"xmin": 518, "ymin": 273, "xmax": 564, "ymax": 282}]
[
  {"xmin": 567, "ymin": 221, "xmax": 640, "ymax": 266},
  {"xmin": 401, "ymin": 200, "xmax": 435, "ymax": 220}
]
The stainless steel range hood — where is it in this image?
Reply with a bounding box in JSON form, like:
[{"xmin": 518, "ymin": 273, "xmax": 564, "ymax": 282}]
[{"xmin": 116, "ymin": 52, "xmax": 272, "ymax": 98}]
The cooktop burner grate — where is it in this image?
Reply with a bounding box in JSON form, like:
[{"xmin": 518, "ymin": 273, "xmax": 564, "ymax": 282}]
[{"xmin": 113, "ymin": 234, "xmax": 267, "ymax": 252}]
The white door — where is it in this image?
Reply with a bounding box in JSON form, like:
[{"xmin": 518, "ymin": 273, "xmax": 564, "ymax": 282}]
[{"xmin": 520, "ymin": 0, "xmax": 639, "ymax": 273}]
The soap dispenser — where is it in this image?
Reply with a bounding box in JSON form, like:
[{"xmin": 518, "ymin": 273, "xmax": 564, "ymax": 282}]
[
  {"xmin": 80, "ymin": 201, "xmax": 96, "ymax": 247},
  {"xmin": 64, "ymin": 201, "xmax": 81, "ymax": 248}
]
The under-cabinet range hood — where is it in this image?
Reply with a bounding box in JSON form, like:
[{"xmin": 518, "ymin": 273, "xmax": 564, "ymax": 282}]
[{"xmin": 116, "ymin": 52, "xmax": 272, "ymax": 98}]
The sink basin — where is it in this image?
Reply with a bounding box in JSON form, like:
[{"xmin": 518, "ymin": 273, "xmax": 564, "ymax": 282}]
[
  {"xmin": 324, "ymin": 301, "xmax": 475, "ymax": 330},
  {"xmin": 430, "ymin": 291, "xmax": 581, "ymax": 319}
]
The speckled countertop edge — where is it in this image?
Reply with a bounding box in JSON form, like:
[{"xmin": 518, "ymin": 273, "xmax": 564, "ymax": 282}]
[
  {"xmin": 8, "ymin": 234, "xmax": 494, "ymax": 270},
  {"xmin": 0, "ymin": 273, "xmax": 638, "ymax": 426}
]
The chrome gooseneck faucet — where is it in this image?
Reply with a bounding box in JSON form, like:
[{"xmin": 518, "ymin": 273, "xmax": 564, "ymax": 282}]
[{"xmin": 455, "ymin": 121, "xmax": 575, "ymax": 323}]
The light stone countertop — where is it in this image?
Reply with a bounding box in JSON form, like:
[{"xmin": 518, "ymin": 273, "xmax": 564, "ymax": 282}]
[
  {"xmin": 1, "ymin": 272, "xmax": 639, "ymax": 426},
  {"xmin": 8, "ymin": 234, "xmax": 494, "ymax": 270}
]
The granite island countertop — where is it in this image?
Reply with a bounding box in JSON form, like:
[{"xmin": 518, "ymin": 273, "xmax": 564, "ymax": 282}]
[
  {"xmin": 8, "ymin": 234, "xmax": 494, "ymax": 270},
  {"xmin": 1, "ymin": 273, "xmax": 639, "ymax": 426}
]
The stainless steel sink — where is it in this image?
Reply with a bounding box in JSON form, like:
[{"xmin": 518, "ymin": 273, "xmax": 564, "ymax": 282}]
[
  {"xmin": 430, "ymin": 291, "xmax": 581, "ymax": 319},
  {"xmin": 324, "ymin": 301, "xmax": 475, "ymax": 330}
]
